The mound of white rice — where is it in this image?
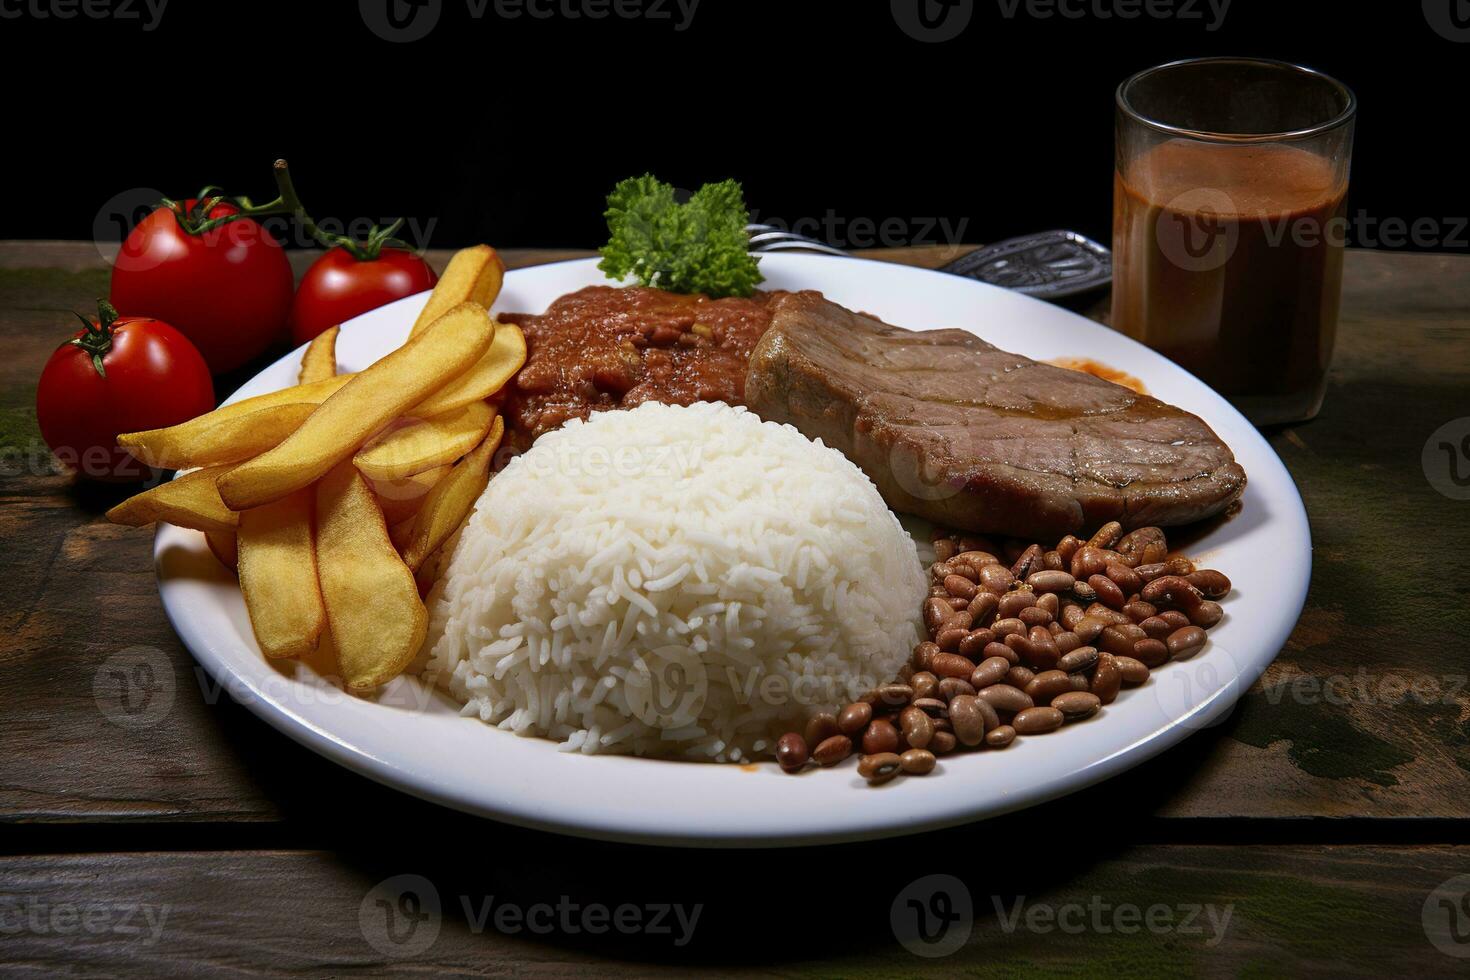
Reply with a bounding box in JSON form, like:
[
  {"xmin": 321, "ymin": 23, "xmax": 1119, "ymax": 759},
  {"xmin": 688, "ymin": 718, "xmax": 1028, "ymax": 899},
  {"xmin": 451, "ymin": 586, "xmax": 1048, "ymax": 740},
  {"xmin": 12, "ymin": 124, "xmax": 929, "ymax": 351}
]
[{"xmin": 422, "ymin": 401, "xmax": 925, "ymax": 761}]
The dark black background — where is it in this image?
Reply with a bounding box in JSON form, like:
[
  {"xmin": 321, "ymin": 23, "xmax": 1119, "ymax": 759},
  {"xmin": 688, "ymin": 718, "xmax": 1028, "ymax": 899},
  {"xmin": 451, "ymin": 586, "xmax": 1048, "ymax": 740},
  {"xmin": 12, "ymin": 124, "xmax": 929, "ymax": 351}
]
[{"xmin": 3, "ymin": 0, "xmax": 1466, "ymax": 253}]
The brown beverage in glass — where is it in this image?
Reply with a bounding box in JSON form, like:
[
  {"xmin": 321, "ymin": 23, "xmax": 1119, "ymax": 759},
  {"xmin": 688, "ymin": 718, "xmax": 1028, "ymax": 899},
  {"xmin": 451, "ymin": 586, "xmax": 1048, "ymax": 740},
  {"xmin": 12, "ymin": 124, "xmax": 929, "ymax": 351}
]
[{"xmin": 1112, "ymin": 59, "xmax": 1356, "ymax": 425}]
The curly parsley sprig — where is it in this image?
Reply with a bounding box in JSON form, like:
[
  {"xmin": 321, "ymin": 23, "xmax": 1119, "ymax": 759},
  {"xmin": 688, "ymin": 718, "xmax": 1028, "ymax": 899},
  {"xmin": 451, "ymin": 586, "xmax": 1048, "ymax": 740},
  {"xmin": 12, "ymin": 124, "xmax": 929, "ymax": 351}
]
[{"xmin": 598, "ymin": 175, "xmax": 764, "ymax": 298}]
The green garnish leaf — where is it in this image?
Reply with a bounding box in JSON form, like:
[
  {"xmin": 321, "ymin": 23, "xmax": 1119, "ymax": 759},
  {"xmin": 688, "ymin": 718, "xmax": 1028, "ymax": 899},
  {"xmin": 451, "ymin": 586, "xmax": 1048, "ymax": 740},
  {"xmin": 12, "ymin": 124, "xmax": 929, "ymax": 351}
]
[{"xmin": 598, "ymin": 174, "xmax": 763, "ymax": 298}]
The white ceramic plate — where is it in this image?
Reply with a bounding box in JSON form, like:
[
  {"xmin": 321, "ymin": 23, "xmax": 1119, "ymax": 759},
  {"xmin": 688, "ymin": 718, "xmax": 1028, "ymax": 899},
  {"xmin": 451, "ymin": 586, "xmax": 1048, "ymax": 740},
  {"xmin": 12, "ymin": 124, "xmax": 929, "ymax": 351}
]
[{"xmin": 155, "ymin": 254, "xmax": 1310, "ymax": 847}]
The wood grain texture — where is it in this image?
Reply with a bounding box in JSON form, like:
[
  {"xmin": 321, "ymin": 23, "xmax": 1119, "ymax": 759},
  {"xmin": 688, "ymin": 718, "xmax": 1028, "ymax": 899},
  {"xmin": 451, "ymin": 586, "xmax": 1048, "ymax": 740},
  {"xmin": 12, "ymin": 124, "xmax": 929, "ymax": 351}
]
[
  {"xmin": 0, "ymin": 845, "xmax": 1466, "ymax": 974},
  {"xmin": 2, "ymin": 243, "xmax": 1468, "ymax": 827}
]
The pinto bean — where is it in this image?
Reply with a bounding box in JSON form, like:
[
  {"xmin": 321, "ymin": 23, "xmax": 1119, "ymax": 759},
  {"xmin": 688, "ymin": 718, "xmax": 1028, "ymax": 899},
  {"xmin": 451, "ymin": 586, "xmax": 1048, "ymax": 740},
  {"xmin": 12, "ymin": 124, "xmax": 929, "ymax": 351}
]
[
  {"xmin": 1005, "ymin": 665, "xmax": 1036, "ymax": 688},
  {"xmin": 1088, "ymin": 574, "xmax": 1126, "ymax": 610},
  {"xmin": 1190, "ymin": 600, "xmax": 1225, "ymax": 628},
  {"xmin": 1071, "ymin": 546, "xmax": 1109, "ymax": 580},
  {"xmin": 1027, "ymin": 570, "xmax": 1077, "ymax": 593},
  {"xmin": 1186, "ymin": 569, "xmax": 1232, "ymax": 598},
  {"xmin": 812, "ymin": 735, "xmax": 852, "ymax": 766},
  {"xmin": 970, "ymin": 655, "xmax": 1011, "ymax": 689},
  {"xmin": 1058, "ymin": 645, "xmax": 1100, "ymax": 674},
  {"xmin": 935, "ymin": 626, "xmax": 969, "ymax": 652},
  {"xmin": 1024, "ymin": 670, "xmax": 1074, "ymax": 705},
  {"xmin": 1019, "ymin": 606, "xmax": 1054, "ymax": 628},
  {"xmin": 998, "ymin": 591, "xmax": 1038, "ymax": 619},
  {"xmin": 944, "ymin": 574, "xmax": 978, "ymax": 600},
  {"xmin": 1086, "ymin": 521, "xmax": 1123, "ymax": 550},
  {"xmin": 1167, "ymin": 626, "xmax": 1208, "ymax": 659},
  {"xmin": 1114, "ymin": 655, "xmax": 1150, "ymax": 685},
  {"xmin": 776, "ymin": 733, "xmax": 809, "ymax": 772},
  {"xmin": 978, "ymin": 683, "xmax": 1033, "ymax": 715},
  {"xmin": 805, "ymin": 712, "xmax": 841, "ymax": 748},
  {"xmin": 932, "ymin": 652, "xmax": 978, "ymax": 680},
  {"xmin": 1091, "ymin": 652, "xmax": 1122, "ymax": 704},
  {"xmin": 1105, "ymin": 562, "xmax": 1143, "ymax": 596},
  {"xmin": 984, "ymin": 724, "xmax": 1016, "ymax": 748},
  {"xmin": 1123, "ymin": 600, "xmax": 1157, "ymax": 624},
  {"xmin": 979, "ymin": 563, "xmax": 1015, "ymax": 594},
  {"xmin": 1139, "ymin": 616, "xmax": 1174, "ymax": 640},
  {"xmin": 967, "ymin": 591, "xmax": 1000, "ymax": 625},
  {"xmin": 1011, "ymin": 543, "xmax": 1045, "ymax": 580},
  {"xmin": 1013, "ymin": 706, "xmax": 1065, "ymax": 735},
  {"xmin": 1132, "ymin": 638, "xmax": 1170, "ymax": 667},
  {"xmin": 1116, "ymin": 526, "xmax": 1167, "ymax": 566},
  {"xmin": 958, "ymin": 629, "xmax": 997, "ymax": 659},
  {"xmin": 923, "ymin": 597, "xmax": 954, "ymax": 631},
  {"xmin": 938, "ymin": 677, "xmax": 977, "ymax": 702},
  {"xmin": 1053, "ymin": 691, "xmax": 1101, "ymax": 720},
  {"xmin": 900, "ymin": 706, "xmax": 935, "ymax": 750},
  {"xmin": 1140, "ymin": 575, "xmax": 1205, "ymax": 612}
]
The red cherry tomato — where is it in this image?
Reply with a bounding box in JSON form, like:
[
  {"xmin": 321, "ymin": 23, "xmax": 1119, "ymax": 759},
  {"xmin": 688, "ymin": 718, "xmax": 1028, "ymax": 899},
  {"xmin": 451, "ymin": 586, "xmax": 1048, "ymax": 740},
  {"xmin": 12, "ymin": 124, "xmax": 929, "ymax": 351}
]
[
  {"xmin": 37, "ymin": 302, "xmax": 215, "ymax": 482},
  {"xmin": 111, "ymin": 199, "xmax": 294, "ymax": 374},
  {"xmin": 289, "ymin": 246, "xmax": 438, "ymax": 345}
]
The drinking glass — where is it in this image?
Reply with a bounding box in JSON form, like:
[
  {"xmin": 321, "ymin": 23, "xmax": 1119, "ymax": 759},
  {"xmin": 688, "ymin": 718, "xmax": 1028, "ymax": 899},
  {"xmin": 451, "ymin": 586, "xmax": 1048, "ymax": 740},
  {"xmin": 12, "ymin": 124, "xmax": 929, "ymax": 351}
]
[{"xmin": 1112, "ymin": 57, "xmax": 1356, "ymax": 425}]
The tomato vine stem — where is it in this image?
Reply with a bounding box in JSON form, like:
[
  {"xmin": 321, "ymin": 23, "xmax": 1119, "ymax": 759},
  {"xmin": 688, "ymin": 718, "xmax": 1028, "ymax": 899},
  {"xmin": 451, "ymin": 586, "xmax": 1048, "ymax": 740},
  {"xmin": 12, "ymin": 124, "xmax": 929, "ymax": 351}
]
[{"xmin": 160, "ymin": 159, "xmax": 414, "ymax": 261}]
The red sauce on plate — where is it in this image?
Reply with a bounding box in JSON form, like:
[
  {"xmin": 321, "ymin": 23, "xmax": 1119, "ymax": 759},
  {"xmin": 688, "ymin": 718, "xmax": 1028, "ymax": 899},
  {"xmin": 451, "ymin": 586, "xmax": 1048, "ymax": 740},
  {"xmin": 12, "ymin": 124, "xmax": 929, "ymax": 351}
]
[
  {"xmin": 500, "ymin": 286, "xmax": 782, "ymax": 444},
  {"xmin": 1048, "ymin": 357, "xmax": 1149, "ymax": 396}
]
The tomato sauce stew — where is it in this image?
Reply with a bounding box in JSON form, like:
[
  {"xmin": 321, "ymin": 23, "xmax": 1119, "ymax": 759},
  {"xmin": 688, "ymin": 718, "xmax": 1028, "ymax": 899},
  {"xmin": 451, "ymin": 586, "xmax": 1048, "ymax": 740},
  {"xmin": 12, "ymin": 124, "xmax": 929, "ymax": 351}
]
[{"xmin": 499, "ymin": 286, "xmax": 784, "ymax": 444}]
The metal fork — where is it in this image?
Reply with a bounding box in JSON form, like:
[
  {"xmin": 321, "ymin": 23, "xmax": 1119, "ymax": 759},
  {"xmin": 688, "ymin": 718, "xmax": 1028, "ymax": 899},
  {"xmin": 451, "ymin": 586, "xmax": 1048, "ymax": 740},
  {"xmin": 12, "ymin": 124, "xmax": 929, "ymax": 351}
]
[
  {"xmin": 745, "ymin": 223, "xmax": 847, "ymax": 257},
  {"xmin": 745, "ymin": 224, "xmax": 1112, "ymax": 300}
]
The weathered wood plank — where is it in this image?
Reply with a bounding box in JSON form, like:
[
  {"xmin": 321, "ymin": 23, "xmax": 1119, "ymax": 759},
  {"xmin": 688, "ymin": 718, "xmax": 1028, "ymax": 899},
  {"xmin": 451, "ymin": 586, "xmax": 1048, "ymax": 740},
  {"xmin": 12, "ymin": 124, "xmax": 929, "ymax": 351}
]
[
  {"xmin": 2, "ymin": 242, "xmax": 1467, "ymax": 824},
  {"xmin": 0, "ymin": 845, "xmax": 1465, "ymax": 975}
]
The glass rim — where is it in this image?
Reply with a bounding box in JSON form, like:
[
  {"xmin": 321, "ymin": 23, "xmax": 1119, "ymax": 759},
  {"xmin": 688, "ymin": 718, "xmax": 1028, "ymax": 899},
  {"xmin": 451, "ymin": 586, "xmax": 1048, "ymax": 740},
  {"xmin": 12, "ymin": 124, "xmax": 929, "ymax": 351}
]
[{"xmin": 1116, "ymin": 57, "xmax": 1357, "ymax": 144}]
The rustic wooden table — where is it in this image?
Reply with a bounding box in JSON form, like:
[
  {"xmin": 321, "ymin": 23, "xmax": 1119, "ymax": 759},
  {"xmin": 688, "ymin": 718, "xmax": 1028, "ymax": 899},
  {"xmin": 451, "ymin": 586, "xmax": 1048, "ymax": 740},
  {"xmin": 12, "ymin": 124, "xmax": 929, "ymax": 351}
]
[{"xmin": 3, "ymin": 242, "xmax": 1469, "ymax": 975}]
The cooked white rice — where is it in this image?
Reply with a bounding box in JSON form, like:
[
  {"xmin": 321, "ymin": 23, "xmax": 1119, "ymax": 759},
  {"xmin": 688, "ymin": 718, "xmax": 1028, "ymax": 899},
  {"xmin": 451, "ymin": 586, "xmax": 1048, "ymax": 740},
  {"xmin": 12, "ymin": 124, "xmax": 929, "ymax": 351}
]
[{"xmin": 421, "ymin": 401, "xmax": 925, "ymax": 761}]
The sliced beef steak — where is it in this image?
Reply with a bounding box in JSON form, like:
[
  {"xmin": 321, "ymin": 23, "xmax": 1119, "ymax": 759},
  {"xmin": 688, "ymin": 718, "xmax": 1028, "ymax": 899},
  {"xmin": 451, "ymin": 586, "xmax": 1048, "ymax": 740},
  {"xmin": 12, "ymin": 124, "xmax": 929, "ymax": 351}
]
[{"xmin": 746, "ymin": 292, "xmax": 1246, "ymax": 539}]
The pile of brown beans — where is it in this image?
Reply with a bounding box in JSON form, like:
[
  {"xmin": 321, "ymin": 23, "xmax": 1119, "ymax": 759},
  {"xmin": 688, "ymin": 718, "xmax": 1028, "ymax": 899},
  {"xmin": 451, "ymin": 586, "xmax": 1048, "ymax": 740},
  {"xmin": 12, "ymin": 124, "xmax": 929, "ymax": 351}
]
[{"xmin": 774, "ymin": 521, "xmax": 1232, "ymax": 785}]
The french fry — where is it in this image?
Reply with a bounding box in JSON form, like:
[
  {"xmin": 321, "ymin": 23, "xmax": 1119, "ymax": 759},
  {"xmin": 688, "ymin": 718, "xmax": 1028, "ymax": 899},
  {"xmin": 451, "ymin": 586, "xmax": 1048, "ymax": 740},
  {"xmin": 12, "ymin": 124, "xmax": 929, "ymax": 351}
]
[
  {"xmin": 409, "ymin": 245, "xmax": 505, "ymax": 339},
  {"xmin": 412, "ymin": 322, "xmax": 526, "ymax": 417},
  {"xmin": 353, "ymin": 402, "xmax": 496, "ymax": 482},
  {"xmin": 218, "ymin": 303, "xmax": 495, "ymax": 511},
  {"xmin": 106, "ymin": 465, "xmax": 239, "ymax": 533},
  {"xmin": 401, "ymin": 415, "xmax": 505, "ymax": 573},
  {"xmin": 314, "ymin": 461, "xmax": 427, "ymax": 692},
  {"xmin": 205, "ymin": 530, "xmax": 238, "ymax": 571},
  {"xmin": 237, "ymin": 490, "xmax": 326, "ymax": 659},
  {"xmin": 369, "ymin": 465, "xmax": 449, "ymax": 526},
  {"xmin": 119, "ymin": 403, "xmax": 317, "ymax": 470},
  {"xmin": 298, "ymin": 325, "xmax": 339, "ymax": 384}
]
